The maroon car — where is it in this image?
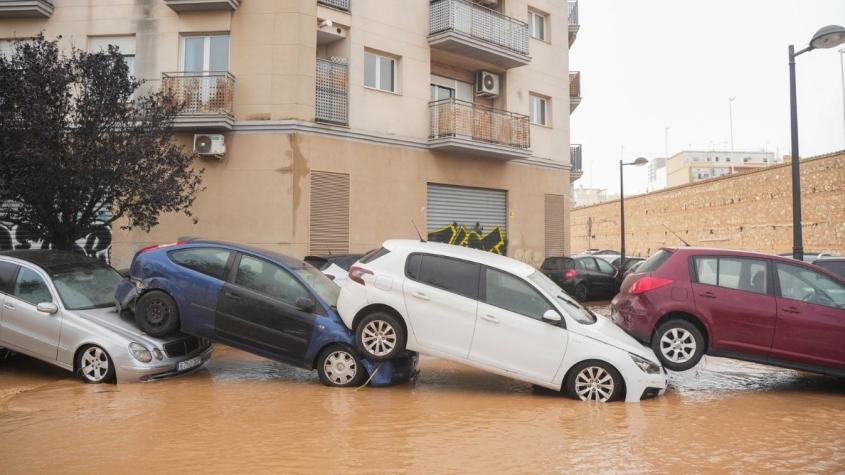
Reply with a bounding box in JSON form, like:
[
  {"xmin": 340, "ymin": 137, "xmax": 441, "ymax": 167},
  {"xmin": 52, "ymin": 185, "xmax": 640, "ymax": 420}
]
[{"xmin": 611, "ymin": 247, "xmax": 845, "ymax": 375}]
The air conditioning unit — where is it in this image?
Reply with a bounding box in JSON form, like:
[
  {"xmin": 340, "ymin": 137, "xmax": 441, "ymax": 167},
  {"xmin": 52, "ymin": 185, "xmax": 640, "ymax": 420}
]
[
  {"xmin": 193, "ymin": 134, "xmax": 225, "ymax": 157},
  {"xmin": 476, "ymin": 70, "xmax": 500, "ymax": 97}
]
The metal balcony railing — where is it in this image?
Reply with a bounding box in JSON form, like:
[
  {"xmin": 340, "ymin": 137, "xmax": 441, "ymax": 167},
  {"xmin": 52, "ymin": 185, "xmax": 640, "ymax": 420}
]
[
  {"xmin": 317, "ymin": 0, "xmax": 349, "ymax": 11},
  {"xmin": 570, "ymin": 144, "xmax": 582, "ymax": 173},
  {"xmin": 568, "ymin": 0, "xmax": 578, "ymax": 26},
  {"xmin": 570, "ymin": 71, "xmax": 581, "ymax": 99},
  {"xmin": 315, "ymin": 58, "xmax": 348, "ymax": 125},
  {"xmin": 429, "ymin": 0, "xmax": 529, "ymax": 57},
  {"xmin": 430, "ymin": 98, "xmax": 530, "ymax": 149},
  {"xmin": 161, "ymin": 71, "xmax": 235, "ymax": 115}
]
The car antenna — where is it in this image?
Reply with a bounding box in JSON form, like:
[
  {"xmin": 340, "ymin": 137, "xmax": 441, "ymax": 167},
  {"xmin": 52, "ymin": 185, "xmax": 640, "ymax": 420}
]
[
  {"xmin": 662, "ymin": 224, "xmax": 690, "ymax": 247},
  {"xmin": 411, "ymin": 219, "xmax": 426, "ymax": 242}
]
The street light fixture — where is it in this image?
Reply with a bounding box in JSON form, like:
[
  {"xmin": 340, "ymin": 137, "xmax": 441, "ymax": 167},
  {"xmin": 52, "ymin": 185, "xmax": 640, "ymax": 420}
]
[
  {"xmin": 619, "ymin": 156, "xmax": 648, "ymax": 271},
  {"xmin": 788, "ymin": 24, "xmax": 845, "ymax": 261}
]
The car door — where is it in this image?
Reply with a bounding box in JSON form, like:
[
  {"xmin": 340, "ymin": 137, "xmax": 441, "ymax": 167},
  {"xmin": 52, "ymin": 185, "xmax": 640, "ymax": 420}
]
[
  {"xmin": 1, "ymin": 264, "xmax": 62, "ymax": 361},
  {"xmin": 594, "ymin": 258, "xmax": 620, "ymax": 295},
  {"xmin": 690, "ymin": 256, "xmax": 777, "ymax": 355},
  {"xmin": 0, "ymin": 261, "xmax": 20, "ymax": 345},
  {"xmin": 215, "ymin": 253, "xmax": 316, "ymax": 362},
  {"xmin": 469, "ymin": 267, "xmax": 567, "ymax": 383},
  {"xmin": 770, "ymin": 262, "xmax": 845, "ymax": 368},
  {"xmin": 403, "ymin": 254, "xmax": 480, "ymax": 358},
  {"xmin": 167, "ymin": 247, "xmax": 235, "ymax": 336},
  {"xmin": 577, "ymin": 257, "xmax": 601, "ymax": 291}
]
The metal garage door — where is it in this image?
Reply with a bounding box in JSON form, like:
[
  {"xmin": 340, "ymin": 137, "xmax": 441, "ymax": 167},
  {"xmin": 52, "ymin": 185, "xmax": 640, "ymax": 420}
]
[{"xmin": 426, "ymin": 183, "xmax": 507, "ymax": 254}]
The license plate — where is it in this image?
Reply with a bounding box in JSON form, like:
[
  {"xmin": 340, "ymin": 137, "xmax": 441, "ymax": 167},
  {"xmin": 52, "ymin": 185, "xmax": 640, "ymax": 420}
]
[{"xmin": 177, "ymin": 355, "xmax": 202, "ymax": 372}]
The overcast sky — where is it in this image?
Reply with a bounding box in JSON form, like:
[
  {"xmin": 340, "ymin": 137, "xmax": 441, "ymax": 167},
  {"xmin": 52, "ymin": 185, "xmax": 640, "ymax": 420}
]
[{"xmin": 569, "ymin": 0, "xmax": 845, "ymax": 195}]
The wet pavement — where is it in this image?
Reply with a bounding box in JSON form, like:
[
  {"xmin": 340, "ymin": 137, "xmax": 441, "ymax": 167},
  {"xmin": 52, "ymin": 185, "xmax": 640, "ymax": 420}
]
[{"xmin": 1, "ymin": 303, "xmax": 844, "ymax": 474}]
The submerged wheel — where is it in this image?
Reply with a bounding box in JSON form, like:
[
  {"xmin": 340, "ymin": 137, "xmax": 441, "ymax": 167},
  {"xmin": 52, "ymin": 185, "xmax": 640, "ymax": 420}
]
[
  {"xmin": 77, "ymin": 345, "xmax": 115, "ymax": 384},
  {"xmin": 566, "ymin": 360, "xmax": 624, "ymax": 402},
  {"xmin": 355, "ymin": 312, "xmax": 406, "ymax": 361},
  {"xmin": 135, "ymin": 290, "xmax": 180, "ymax": 337},
  {"xmin": 652, "ymin": 319, "xmax": 705, "ymax": 371},
  {"xmin": 317, "ymin": 345, "xmax": 367, "ymax": 388},
  {"xmin": 574, "ymin": 283, "xmax": 589, "ymax": 302}
]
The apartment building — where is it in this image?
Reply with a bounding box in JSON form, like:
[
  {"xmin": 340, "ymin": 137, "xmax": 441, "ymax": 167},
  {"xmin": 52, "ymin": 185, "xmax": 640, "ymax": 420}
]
[
  {"xmin": 0, "ymin": 0, "xmax": 581, "ymax": 268},
  {"xmin": 665, "ymin": 150, "xmax": 779, "ymax": 188}
]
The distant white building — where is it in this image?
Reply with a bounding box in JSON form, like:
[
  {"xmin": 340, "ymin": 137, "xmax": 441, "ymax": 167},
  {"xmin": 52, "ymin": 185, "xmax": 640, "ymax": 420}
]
[
  {"xmin": 572, "ymin": 186, "xmax": 609, "ymax": 207},
  {"xmin": 647, "ymin": 157, "xmax": 667, "ymax": 192},
  {"xmin": 664, "ymin": 150, "xmax": 779, "ymax": 188}
]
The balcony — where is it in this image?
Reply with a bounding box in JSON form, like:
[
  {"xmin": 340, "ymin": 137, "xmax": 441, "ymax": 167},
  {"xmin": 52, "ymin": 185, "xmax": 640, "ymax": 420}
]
[
  {"xmin": 0, "ymin": 0, "xmax": 53, "ymax": 17},
  {"xmin": 568, "ymin": 0, "xmax": 580, "ymax": 45},
  {"xmin": 570, "ymin": 144, "xmax": 583, "ymax": 182},
  {"xmin": 164, "ymin": 0, "xmax": 239, "ymax": 12},
  {"xmin": 315, "ymin": 58, "xmax": 348, "ymax": 126},
  {"xmin": 429, "ymin": 0, "xmax": 530, "ymax": 71},
  {"xmin": 569, "ymin": 71, "xmax": 581, "ymax": 113},
  {"xmin": 429, "ymin": 98, "xmax": 531, "ymax": 160},
  {"xmin": 318, "ymin": 0, "xmax": 349, "ymax": 11},
  {"xmin": 162, "ymin": 71, "xmax": 235, "ymax": 131}
]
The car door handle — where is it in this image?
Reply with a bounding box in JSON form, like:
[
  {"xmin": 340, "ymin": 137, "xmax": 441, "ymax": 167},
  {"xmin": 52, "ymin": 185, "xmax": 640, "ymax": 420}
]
[
  {"xmin": 781, "ymin": 306, "xmax": 801, "ymax": 314},
  {"xmin": 481, "ymin": 314, "xmax": 500, "ymax": 324},
  {"xmin": 411, "ymin": 291, "xmax": 430, "ymax": 301},
  {"xmin": 698, "ymin": 292, "xmax": 716, "ymax": 299},
  {"xmin": 224, "ymin": 292, "xmax": 241, "ymax": 302},
  {"xmin": 3, "ymin": 303, "xmax": 14, "ymax": 310}
]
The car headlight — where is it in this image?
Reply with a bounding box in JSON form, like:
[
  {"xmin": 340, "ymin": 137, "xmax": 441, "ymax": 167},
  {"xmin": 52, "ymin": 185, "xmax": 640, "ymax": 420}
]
[
  {"xmin": 629, "ymin": 353, "xmax": 661, "ymax": 374},
  {"xmin": 129, "ymin": 342, "xmax": 153, "ymax": 363}
]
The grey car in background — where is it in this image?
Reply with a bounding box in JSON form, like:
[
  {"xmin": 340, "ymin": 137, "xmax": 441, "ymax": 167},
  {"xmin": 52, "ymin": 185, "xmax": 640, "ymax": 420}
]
[{"xmin": 0, "ymin": 251, "xmax": 212, "ymax": 383}]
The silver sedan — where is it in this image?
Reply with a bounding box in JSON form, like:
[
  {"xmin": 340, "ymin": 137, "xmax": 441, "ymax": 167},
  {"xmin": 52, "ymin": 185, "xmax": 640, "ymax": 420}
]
[{"xmin": 0, "ymin": 251, "xmax": 212, "ymax": 383}]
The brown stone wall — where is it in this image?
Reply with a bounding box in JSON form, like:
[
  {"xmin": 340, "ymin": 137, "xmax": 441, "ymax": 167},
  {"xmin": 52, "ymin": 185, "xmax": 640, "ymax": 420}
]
[{"xmin": 570, "ymin": 150, "xmax": 845, "ymax": 257}]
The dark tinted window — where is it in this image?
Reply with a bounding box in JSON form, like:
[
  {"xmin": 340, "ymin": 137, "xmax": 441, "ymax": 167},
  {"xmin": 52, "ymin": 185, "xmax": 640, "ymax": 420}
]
[
  {"xmin": 169, "ymin": 248, "xmax": 232, "ymax": 280},
  {"xmin": 235, "ymin": 255, "xmax": 309, "ymax": 306},
  {"xmin": 484, "ymin": 268, "xmax": 553, "ymax": 320},
  {"xmin": 815, "ymin": 261, "xmax": 845, "ymax": 280},
  {"xmin": 360, "ymin": 247, "xmax": 390, "ymax": 264},
  {"xmin": 578, "ymin": 257, "xmax": 598, "ymax": 272},
  {"xmin": 694, "ymin": 257, "xmax": 768, "ymax": 295},
  {"xmin": 638, "ymin": 249, "xmax": 673, "ymax": 273},
  {"xmin": 415, "ymin": 255, "xmax": 479, "ymax": 299},
  {"xmin": 595, "ymin": 258, "xmax": 616, "ymax": 275},
  {"xmin": 0, "ymin": 262, "xmax": 19, "ymax": 294},
  {"xmin": 406, "ymin": 254, "xmax": 422, "ymax": 280},
  {"xmin": 541, "ymin": 258, "xmax": 574, "ymax": 271},
  {"xmin": 13, "ymin": 267, "xmax": 53, "ymax": 305},
  {"xmin": 336, "ymin": 255, "xmax": 363, "ymax": 270}
]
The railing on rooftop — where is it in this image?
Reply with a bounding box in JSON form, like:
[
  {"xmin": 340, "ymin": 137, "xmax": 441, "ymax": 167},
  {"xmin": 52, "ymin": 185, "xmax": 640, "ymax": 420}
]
[
  {"xmin": 318, "ymin": 0, "xmax": 349, "ymax": 11},
  {"xmin": 430, "ymin": 98, "xmax": 530, "ymax": 150},
  {"xmin": 570, "ymin": 71, "xmax": 581, "ymax": 99},
  {"xmin": 568, "ymin": 0, "xmax": 578, "ymax": 26},
  {"xmin": 429, "ymin": 0, "xmax": 529, "ymax": 57},
  {"xmin": 315, "ymin": 58, "xmax": 349, "ymax": 125},
  {"xmin": 161, "ymin": 71, "xmax": 235, "ymax": 116}
]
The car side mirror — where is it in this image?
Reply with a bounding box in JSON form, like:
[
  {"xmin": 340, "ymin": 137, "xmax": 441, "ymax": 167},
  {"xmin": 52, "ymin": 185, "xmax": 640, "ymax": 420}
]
[
  {"xmin": 295, "ymin": 296, "xmax": 316, "ymax": 313},
  {"xmin": 37, "ymin": 302, "xmax": 59, "ymax": 315},
  {"xmin": 542, "ymin": 309, "xmax": 562, "ymax": 325}
]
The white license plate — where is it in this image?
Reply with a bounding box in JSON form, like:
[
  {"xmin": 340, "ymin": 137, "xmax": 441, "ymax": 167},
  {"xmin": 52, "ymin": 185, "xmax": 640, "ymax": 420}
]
[{"xmin": 177, "ymin": 355, "xmax": 202, "ymax": 372}]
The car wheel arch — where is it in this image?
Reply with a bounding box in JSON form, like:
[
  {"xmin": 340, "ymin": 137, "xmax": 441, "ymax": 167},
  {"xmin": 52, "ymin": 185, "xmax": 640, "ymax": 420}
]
[
  {"xmin": 72, "ymin": 342, "xmax": 115, "ymax": 375},
  {"xmin": 652, "ymin": 311, "xmax": 710, "ymax": 350},
  {"xmin": 311, "ymin": 341, "xmax": 357, "ymax": 370},
  {"xmin": 351, "ymin": 304, "xmax": 408, "ymax": 339},
  {"xmin": 561, "ymin": 358, "xmax": 627, "ymax": 401}
]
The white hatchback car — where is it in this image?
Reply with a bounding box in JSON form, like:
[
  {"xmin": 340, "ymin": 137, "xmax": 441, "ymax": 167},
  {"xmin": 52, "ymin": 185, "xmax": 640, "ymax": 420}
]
[{"xmin": 338, "ymin": 240, "xmax": 667, "ymax": 402}]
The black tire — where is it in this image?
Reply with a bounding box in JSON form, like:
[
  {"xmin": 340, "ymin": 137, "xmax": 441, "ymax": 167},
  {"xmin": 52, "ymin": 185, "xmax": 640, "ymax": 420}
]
[
  {"xmin": 135, "ymin": 290, "xmax": 180, "ymax": 337},
  {"xmin": 316, "ymin": 344, "xmax": 367, "ymax": 388},
  {"xmin": 652, "ymin": 319, "xmax": 706, "ymax": 371},
  {"xmin": 76, "ymin": 345, "xmax": 116, "ymax": 384},
  {"xmin": 0, "ymin": 348, "xmax": 13, "ymax": 361},
  {"xmin": 355, "ymin": 312, "xmax": 406, "ymax": 361},
  {"xmin": 565, "ymin": 360, "xmax": 624, "ymax": 402},
  {"xmin": 574, "ymin": 283, "xmax": 589, "ymax": 302}
]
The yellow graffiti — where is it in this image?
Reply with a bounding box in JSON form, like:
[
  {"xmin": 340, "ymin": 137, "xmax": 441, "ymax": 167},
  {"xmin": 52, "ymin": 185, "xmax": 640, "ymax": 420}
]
[{"xmin": 427, "ymin": 223, "xmax": 507, "ymax": 255}]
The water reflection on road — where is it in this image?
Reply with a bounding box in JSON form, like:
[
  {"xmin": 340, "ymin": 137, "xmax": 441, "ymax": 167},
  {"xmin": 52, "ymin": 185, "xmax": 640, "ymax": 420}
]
[{"xmin": 1, "ymin": 303, "xmax": 843, "ymax": 473}]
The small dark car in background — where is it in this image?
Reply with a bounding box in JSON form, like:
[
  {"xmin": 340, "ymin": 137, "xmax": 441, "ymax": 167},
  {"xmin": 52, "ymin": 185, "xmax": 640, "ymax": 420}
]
[
  {"xmin": 304, "ymin": 254, "xmax": 364, "ymax": 286},
  {"xmin": 813, "ymin": 257, "xmax": 845, "ymax": 280},
  {"xmin": 540, "ymin": 255, "xmax": 619, "ymax": 301}
]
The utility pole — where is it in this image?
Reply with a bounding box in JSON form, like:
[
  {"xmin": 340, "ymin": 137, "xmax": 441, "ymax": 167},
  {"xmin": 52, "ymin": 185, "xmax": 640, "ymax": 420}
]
[{"xmin": 728, "ymin": 97, "xmax": 736, "ymax": 152}]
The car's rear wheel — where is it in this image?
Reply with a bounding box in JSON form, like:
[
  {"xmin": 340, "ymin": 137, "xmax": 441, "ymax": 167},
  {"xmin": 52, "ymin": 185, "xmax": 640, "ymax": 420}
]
[
  {"xmin": 355, "ymin": 312, "xmax": 406, "ymax": 361},
  {"xmin": 317, "ymin": 344, "xmax": 367, "ymax": 388},
  {"xmin": 135, "ymin": 290, "xmax": 180, "ymax": 337},
  {"xmin": 77, "ymin": 345, "xmax": 115, "ymax": 384},
  {"xmin": 565, "ymin": 360, "xmax": 624, "ymax": 402},
  {"xmin": 653, "ymin": 319, "xmax": 705, "ymax": 371},
  {"xmin": 574, "ymin": 283, "xmax": 589, "ymax": 302}
]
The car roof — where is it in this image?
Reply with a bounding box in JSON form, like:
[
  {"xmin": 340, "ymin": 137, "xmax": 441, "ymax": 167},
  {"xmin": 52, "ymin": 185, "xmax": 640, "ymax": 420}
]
[
  {"xmin": 813, "ymin": 256, "xmax": 844, "ymax": 262},
  {"xmin": 0, "ymin": 250, "xmax": 108, "ymax": 272},
  {"xmin": 382, "ymin": 240, "xmax": 537, "ymax": 277},
  {"xmin": 184, "ymin": 240, "xmax": 307, "ymax": 268}
]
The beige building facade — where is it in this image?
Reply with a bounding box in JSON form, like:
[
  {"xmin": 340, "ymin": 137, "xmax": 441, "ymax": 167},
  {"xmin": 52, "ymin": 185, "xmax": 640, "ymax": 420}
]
[
  {"xmin": 665, "ymin": 150, "xmax": 779, "ymax": 188},
  {"xmin": 0, "ymin": 0, "xmax": 581, "ymax": 269}
]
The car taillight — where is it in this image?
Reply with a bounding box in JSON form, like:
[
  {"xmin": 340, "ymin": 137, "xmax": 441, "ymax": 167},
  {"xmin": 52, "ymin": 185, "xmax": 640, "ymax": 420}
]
[
  {"xmin": 629, "ymin": 276, "xmax": 673, "ymax": 295},
  {"xmin": 136, "ymin": 241, "xmax": 187, "ymax": 254},
  {"xmin": 564, "ymin": 269, "xmax": 577, "ymax": 279},
  {"xmin": 348, "ymin": 266, "xmax": 374, "ymax": 285}
]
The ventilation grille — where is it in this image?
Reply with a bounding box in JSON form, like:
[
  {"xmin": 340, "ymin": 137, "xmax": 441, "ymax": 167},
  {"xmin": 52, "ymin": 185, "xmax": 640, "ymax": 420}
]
[
  {"xmin": 544, "ymin": 194, "xmax": 566, "ymax": 257},
  {"xmin": 310, "ymin": 171, "xmax": 350, "ymax": 255}
]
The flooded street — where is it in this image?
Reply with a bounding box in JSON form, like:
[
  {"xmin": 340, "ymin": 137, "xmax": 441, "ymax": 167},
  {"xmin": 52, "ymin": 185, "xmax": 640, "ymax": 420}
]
[{"xmin": 1, "ymin": 303, "xmax": 844, "ymax": 474}]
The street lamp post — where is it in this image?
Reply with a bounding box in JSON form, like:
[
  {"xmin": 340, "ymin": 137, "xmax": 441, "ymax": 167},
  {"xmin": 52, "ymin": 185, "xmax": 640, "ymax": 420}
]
[
  {"xmin": 619, "ymin": 156, "xmax": 648, "ymax": 271},
  {"xmin": 788, "ymin": 25, "xmax": 845, "ymax": 262}
]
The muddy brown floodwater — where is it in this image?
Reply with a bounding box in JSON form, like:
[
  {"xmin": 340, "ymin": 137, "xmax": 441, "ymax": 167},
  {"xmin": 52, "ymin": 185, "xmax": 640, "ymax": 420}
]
[{"xmin": 1, "ymin": 303, "xmax": 844, "ymax": 474}]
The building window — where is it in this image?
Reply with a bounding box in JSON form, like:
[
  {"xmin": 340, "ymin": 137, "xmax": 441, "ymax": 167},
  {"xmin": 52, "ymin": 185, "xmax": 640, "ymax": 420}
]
[
  {"xmin": 530, "ymin": 94, "xmax": 549, "ymax": 126},
  {"xmin": 88, "ymin": 36, "xmax": 136, "ymax": 77},
  {"xmin": 364, "ymin": 51, "xmax": 396, "ymax": 92},
  {"xmin": 528, "ymin": 10, "xmax": 547, "ymax": 41},
  {"xmin": 181, "ymin": 34, "xmax": 230, "ymax": 72}
]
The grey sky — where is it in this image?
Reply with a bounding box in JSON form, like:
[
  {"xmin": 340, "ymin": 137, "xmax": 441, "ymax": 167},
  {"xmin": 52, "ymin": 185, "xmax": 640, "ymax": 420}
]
[{"xmin": 569, "ymin": 0, "xmax": 845, "ymax": 195}]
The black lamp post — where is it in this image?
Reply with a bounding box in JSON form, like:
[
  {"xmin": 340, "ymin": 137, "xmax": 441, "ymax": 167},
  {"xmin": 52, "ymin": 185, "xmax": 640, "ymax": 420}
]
[
  {"xmin": 619, "ymin": 156, "xmax": 648, "ymax": 271},
  {"xmin": 788, "ymin": 24, "xmax": 845, "ymax": 261}
]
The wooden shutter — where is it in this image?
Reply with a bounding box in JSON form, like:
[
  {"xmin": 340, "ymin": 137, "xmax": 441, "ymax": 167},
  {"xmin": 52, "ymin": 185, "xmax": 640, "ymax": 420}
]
[
  {"xmin": 309, "ymin": 171, "xmax": 350, "ymax": 255},
  {"xmin": 544, "ymin": 194, "xmax": 566, "ymax": 257}
]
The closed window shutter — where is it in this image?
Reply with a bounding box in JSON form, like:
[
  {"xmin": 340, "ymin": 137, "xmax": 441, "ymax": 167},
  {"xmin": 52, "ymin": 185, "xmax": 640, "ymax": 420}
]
[
  {"xmin": 544, "ymin": 194, "xmax": 566, "ymax": 257},
  {"xmin": 309, "ymin": 171, "xmax": 350, "ymax": 255}
]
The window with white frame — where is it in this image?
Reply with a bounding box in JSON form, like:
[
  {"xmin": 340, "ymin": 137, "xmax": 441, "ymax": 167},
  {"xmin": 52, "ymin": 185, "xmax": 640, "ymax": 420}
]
[
  {"xmin": 181, "ymin": 34, "xmax": 230, "ymax": 72},
  {"xmin": 530, "ymin": 94, "xmax": 549, "ymax": 126},
  {"xmin": 528, "ymin": 10, "xmax": 547, "ymax": 41},
  {"xmin": 88, "ymin": 36, "xmax": 136, "ymax": 77},
  {"xmin": 364, "ymin": 51, "xmax": 396, "ymax": 92}
]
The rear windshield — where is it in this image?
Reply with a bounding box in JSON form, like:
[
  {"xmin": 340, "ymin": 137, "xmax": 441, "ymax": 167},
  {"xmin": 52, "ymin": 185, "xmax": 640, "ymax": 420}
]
[
  {"xmin": 359, "ymin": 247, "xmax": 390, "ymax": 264},
  {"xmin": 304, "ymin": 256, "xmax": 329, "ymax": 270},
  {"xmin": 637, "ymin": 249, "xmax": 673, "ymax": 273}
]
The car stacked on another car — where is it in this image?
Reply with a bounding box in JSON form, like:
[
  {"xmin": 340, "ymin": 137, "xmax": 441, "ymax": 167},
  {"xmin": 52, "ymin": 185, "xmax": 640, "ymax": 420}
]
[
  {"xmin": 304, "ymin": 254, "xmax": 365, "ymax": 287},
  {"xmin": 0, "ymin": 250, "xmax": 211, "ymax": 383},
  {"xmin": 612, "ymin": 247, "xmax": 845, "ymax": 375},
  {"xmin": 337, "ymin": 240, "xmax": 667, "ymax": 402},
  {"xmin": 541, "ymin": 255, "xmax": 620, "ymax": 301}
]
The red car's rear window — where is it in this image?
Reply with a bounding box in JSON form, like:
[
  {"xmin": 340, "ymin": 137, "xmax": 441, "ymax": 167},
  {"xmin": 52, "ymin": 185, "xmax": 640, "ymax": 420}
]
[{"xmin": 637, "ymin": 249, "xmax": 673, "ymax": 273}]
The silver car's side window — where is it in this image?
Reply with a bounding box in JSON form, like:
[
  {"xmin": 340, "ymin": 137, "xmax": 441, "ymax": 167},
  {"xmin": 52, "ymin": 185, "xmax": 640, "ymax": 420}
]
[
  {"xmin": 0, "ymin": 261, "xmax": 19, "ymax": 295},
  {"xmin": 13, "ymin": 267, "xmax": 53, "ymax": 305}
]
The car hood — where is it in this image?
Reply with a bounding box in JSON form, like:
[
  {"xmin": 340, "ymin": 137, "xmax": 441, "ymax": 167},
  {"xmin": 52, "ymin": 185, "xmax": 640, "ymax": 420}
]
[
  {"xmin": 570, "ymin": 314, "xmax": 660, "ymax": 364},
  {"xmin": 75, "ymin": 307, "xmax": 178, "ymax": 348}
]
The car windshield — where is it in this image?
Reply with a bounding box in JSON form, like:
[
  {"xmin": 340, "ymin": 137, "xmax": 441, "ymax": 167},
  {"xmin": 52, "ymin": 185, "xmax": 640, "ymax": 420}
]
[
  {"xmin": 51, "ymin": 264, "xmax": 122, "ymax": 310},
  {"xmin": 528, "ymin": 271, "xmax": 596, "ymax": 324},
  {"xmin": 294, "ymin": 265, "xmax": 340, "ymax": 307}
]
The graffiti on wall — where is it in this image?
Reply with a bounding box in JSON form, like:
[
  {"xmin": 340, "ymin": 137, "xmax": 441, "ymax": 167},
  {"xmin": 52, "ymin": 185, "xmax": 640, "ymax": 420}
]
[
  {"xmin": 427, "ymin": 223, "xmax": 507, "ymax": 255},
  {"xmin": 0, "ymin": 222, "xmax": 112, "ymax": 262}
]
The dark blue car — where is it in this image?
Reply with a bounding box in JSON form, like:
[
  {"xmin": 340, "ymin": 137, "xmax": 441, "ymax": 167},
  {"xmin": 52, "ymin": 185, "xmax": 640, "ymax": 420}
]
[{"xmin": 115, "ymin": 240, "xmax": 417, "ymax": 387}]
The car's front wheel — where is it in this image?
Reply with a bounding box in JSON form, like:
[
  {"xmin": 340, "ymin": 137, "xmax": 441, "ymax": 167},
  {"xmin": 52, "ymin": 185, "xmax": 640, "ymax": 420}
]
[
  {"xmin": 355, "ymin": 312, "xmax": 406, "ymax": 361},
  {"xmin": 77, "ymin": 345, "xmax": 115, "ymax": 384},
  {"xmin": 565, "ymin": 360, "xmax": 624, "ymax": 402},
  {"xmin": 317, "ymin": 344, "xmax": 367, "ymax": 388},
  {"xmin": 574, "ymin": 283, "xmax": 589, "ymax": 302},
  {"xmin": 135, "ymin": 290, "xmax": 180, "ymax": 337},
  {"xmin": 652, "ymin": 319, "xmax": 705, "ymax": 371}
]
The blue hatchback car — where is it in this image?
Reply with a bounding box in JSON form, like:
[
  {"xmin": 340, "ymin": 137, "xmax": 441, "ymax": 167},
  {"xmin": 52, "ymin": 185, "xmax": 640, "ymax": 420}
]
[{"xmin": 115, "ymin": 240, "xmax": 417, "ymax": 387}]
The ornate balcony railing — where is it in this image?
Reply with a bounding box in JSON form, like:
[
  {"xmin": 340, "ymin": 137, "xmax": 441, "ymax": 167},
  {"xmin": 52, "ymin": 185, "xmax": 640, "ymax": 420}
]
[
  {"xmin": 430, "ymin": 98, "xmax": 530, "ymax": 150},
  {"xmin": 0, "ymin": 0, "xmax": 53, "ymax": 17},
  {"xmin": 318, "ymin": 0, "xmax": 349, "ymax": 11},
  {"xmin": 161, "ymin": 71, "xmax": 235, "ymax": 116},
  {"xmin": 315, "ymin": 58, "xmax": 348, "ymax": 125},
  {"xmin": 429, "ymin": 0, "xmax": 529, "ymax": 57}
]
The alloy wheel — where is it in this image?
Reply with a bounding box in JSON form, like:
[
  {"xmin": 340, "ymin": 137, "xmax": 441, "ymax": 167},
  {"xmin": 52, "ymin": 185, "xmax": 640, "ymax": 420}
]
[
  {"xmin": 361, "ymin": 320, "xmax": 397, "ymax": 357},
  {"xmin": 323, "ymin": 350, "xmax": 359, "ymax": 385},
  {"xmin": 659, "ymin": 328, "xmax": 697, "ymax": 364},
  {"xmin": 574, "ymin": 366, "xmax": 615, "ymax": 402},
  {"xmin": 80, "ymin": 347, "xmax": 110, "ymax": 383}
]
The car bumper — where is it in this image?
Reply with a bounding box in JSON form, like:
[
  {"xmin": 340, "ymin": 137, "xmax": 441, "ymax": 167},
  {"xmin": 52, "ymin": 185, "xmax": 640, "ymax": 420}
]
[
  {"xmin": 116, "ymin": 346, "xmax": 213, "ymax": 382},
  {"xmin": 624, "ymin": 367, "xmax": 668, "ymax": 403},
  {"xmin": 610, "ymin": 299, "xmax": 653, "ymax": 345},
  {"xmin": 363, "ymin": 352, "xmax": 419, "ymax": 387},
  {"xmin": 114, "ymin": 278, "xmax": 138, "ymax": 313}
]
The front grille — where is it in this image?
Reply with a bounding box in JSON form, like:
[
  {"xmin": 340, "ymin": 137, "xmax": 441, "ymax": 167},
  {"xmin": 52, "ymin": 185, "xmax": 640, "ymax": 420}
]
[{"xmin": 164, "ymin": 337, "xmax": 202, "ymax": 358}]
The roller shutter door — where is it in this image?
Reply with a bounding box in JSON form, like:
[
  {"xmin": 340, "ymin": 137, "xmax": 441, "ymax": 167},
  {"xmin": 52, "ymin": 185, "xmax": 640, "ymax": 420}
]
[
  {"xmin": 544, "ymin": 194, "xmax": 566, "ymax": 257},
  {"xmin": 426, "ymin": 184, "xmax": 507, "ymax": 254},
  {"xmin": 310, "ymin": 171, "xmax": 350, "ymax": 255}
]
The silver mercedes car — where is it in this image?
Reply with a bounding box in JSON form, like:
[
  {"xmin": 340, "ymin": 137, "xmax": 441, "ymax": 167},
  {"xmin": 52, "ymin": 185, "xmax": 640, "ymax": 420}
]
[{"xmin": 0, "ymin": 250, "xmax": 212, "ymax": 383}]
